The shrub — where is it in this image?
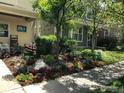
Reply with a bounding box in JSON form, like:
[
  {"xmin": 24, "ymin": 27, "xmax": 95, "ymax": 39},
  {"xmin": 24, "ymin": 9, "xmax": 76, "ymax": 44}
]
[
  {"xmin": 64, "ymin": 40, "xmax": 77, "ymax": 49},
  {"xmin": 81, "ymin": 49, "xmax": 103, "ymax": 61},
  {"xmin": 97, "ymin": 36, "xmax": 118, "ymax": 50},
  {"xmin": 70, "ymin": 50, "xmax": 82, "ymax": 57},
  {"xmin": 35, "ymin": 35, "xmax": 56, "ymax": 57},
  {"xmin": 59, "ymin": 39, "xmax": 77, "ymax": 54},
  {"xmin": 81, "ymin": 49, "xmax": 92, "ymax": 59},
  {"xmin": 43, "ymin": 55, "xmax": 56, "ymax": 65}
]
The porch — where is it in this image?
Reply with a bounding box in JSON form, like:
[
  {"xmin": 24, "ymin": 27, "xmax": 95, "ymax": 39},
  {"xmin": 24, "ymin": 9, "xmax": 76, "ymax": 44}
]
[{"xmin": 0, "ymin": 3, "xmax": 36, "ymax": 46}]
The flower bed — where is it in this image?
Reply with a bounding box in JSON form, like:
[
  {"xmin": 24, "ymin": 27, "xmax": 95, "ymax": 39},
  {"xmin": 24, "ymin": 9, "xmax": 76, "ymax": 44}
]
[{"xmin": 3, "ymin": 54, "xmax": 106, "ymax": 86}]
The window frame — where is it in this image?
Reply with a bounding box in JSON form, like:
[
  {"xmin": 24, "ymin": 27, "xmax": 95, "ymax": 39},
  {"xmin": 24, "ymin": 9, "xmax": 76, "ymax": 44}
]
[
  {"xmin": 0, "ymin": 22, "xmax": 9, "ymax": 37},
  {"xmin": 17, "ymin": 25, "xmax": 27, "ymax": 32},
  {"xmin": 72, "ymin": 28, "xmax": 83, "ymax": 42}
]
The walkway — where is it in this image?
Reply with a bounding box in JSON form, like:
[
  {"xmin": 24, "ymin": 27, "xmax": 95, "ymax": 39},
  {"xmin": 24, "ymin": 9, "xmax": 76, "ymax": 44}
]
[
  {"xmin": 0, "ymin": 60, "xmax": 25, "ymax": 93},
  {"xmin": 1, "ymin": 59, "xmax": 124, "ymax": 93}
]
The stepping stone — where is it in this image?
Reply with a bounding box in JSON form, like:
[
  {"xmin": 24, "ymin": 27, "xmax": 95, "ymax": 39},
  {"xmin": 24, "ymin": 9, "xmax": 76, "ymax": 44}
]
[{"xmin": 34, "ymin": 59, "xmax": 49, "ymax": 70}]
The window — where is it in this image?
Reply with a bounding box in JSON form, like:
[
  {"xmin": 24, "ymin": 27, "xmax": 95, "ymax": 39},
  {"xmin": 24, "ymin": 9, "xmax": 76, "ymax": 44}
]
[
  {"xmin": 73, "ymin": 28, "xmax": 83, "ymax": 42},
  {"xmin": 0, "ymin": 23, "xmax": 8, "ymax": 37},
  {"xmin": 17, "ymin": 25, "xmax": 27, "ymax": 32}
]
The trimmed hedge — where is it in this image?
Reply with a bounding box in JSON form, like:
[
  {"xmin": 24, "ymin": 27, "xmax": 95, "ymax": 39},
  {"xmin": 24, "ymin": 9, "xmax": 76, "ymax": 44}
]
[{"xmin": 35, "ymin": 35, "xmax": 57, "ymax": 57}]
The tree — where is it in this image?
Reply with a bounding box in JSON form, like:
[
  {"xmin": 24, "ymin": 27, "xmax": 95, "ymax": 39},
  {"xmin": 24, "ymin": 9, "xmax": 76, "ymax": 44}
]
[
  {"xmin": 80, "ymin": 0, "xmax": 107, "ymax": 59},
  {"xmin": 33, "ymin": 0, "xmax": 82, "ymax": 54},
  {"xmin": 105, "ymin": 0, "xmax": 124, "ymax": 43}
]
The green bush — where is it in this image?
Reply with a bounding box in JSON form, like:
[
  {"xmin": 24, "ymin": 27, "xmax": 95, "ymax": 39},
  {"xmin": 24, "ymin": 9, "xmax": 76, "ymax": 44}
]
[
  {"xmin": 64, "ymin": 40, "xmax": 77, "ymax": 48},
  {"xmin": 81, "ymin": 49, "xmax": 92, "ymax": 59},
  {"xmin": 43, "ymin": 55, "xmax": 56, "ymax": 65},
  {"xmin": 58, "ymin": 39, "xmax": 77, "ymax": 54},
  {"xmin": 35, "ymin": 35, "xmax": 57, "ymax": 57},
  {"xmin": 81, "ymin": 49, "xmax": 103, "ymax": 61},
  {"xmin": 70, "ymin": 50, "xmax": 82, "ymax": 57}
]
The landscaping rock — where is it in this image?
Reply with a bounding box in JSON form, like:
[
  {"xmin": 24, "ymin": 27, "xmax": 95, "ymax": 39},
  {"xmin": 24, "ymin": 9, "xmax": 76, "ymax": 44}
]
[{"xmin": 34, "ymin": 59, "xmax": 49, "ymax": 70}]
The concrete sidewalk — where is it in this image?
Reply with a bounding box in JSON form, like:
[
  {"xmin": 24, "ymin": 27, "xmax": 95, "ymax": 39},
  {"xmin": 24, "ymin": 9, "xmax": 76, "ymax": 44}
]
[
  {"xmin": 1, "ymin": 59, "xmax": 124, "ymax": 93},
  {"xmin": 0, "ymin": 60, "xmax": 26, "ymax": 93}
]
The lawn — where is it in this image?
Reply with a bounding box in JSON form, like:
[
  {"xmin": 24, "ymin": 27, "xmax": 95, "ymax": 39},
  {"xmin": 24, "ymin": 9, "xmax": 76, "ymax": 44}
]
[
  {"xmin": 89, "ymin": 75, "xmax": 124, "ymax": 93},
  {"xmin": 102, "ymin": 51, "xmax": 124, "ymax": 64},
  {"xmin": 87, "ymin": 51, "xmax": 124, "ymax": 93}
]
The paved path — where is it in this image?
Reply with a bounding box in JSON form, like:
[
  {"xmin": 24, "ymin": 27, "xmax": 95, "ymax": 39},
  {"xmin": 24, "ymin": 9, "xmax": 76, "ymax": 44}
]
[
  {"xmin": 1, "ymin": 59, "xmax": 124, "ymax": 93},
  {"xmin": 0, "ymin": 60, "xmax": 26, "ymax": 93}
]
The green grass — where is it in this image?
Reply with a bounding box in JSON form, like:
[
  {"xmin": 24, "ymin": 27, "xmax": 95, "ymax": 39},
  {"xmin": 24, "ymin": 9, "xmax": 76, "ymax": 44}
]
[
  {"xmin": 81, "ymin": 49, "xmax": 124, "ymax": 64},
  {"xmin": 88, "ymin": 50, "xmax": 124, "ymax": 93},
  {"xmin": 102, "ymin": 51, "xmax": 124, "ymax": 64},
  {"xmin": 89, "ymin": 76, "xmax": 124, "ymax": 93}
]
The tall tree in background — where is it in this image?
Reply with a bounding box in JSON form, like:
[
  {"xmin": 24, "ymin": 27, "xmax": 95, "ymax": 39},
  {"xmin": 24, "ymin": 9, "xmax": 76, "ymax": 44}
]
[{"xmin": 106, "ymin": 0, "xmax": 124, "ymax": 42}]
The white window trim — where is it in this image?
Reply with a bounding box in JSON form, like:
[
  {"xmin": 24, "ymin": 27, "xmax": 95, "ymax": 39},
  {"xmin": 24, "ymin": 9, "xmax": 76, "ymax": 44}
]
[
  {"xmin": 72, "ymin": 28, "xmax": 83, "ymax": 42},
  {"xmin": 0, "ymin": 21, "xmax": 10, "ymax": 38}
]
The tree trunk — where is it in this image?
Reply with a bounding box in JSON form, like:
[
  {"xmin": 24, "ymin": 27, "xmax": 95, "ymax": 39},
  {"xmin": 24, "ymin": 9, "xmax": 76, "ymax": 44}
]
[
  {"xmin": 92, "ymin": 8, "xmax": 97, "ymax": 60},
  {"xmin": 91, "ymin": 28, "xmax": 96, "ymax": 60},
  {"xmin": 53, "ymin": 24, "xmax": 61, "ymax": 55}
]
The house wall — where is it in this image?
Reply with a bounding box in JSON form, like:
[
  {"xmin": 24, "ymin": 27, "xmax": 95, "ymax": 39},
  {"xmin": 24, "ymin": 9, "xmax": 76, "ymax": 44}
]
[
  {"xmin": 71, "ymin": 25, "xmax": 89, "ymax": 47},
  {"xmin": 0, "ymin": 14, "xmax": 33, "ymax": 46},
  {"xmin": 17, "ymin": 0, "xmax": 33, "ymax": 11},
  {"xmin": 0, "ymin": 0, "xmax": 33, "ymax": 11}
]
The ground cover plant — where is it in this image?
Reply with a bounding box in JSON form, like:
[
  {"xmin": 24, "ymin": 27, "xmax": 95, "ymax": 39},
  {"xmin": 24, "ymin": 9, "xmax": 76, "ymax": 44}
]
[{"xmin": 3, "ymin": 45, "xmax": 124, "ymax": 86}]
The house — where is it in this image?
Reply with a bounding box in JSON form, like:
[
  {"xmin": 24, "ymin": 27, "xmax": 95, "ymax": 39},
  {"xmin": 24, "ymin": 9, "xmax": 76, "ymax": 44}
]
[
  {"xmin": 66, "ymin": 25, "xmax": 90, "ymax": 47},
  {"xmin": 36, "ymin": 20, "xmax": 90, "ymax": 47},
  {"xmin": 0, "ymin": 0, "xmax": 36, "ymax": 46}
]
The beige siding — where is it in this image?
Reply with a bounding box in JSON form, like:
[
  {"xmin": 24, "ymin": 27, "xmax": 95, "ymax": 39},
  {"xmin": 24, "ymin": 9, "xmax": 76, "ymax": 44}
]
[
  {"xmin": 0, "ymin": 14, "xmax": 33, "ymax": 46},
  {"xmin": 17, "ymin": 0, "xmax": 33, "ymax": 11},
  {"xmin": 0, "ymin": 0, "xmax": 17, "ymax": 5},
  {"xmin": 0, "ymin": 0, "xmax": 33, "ymax": 11}
]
